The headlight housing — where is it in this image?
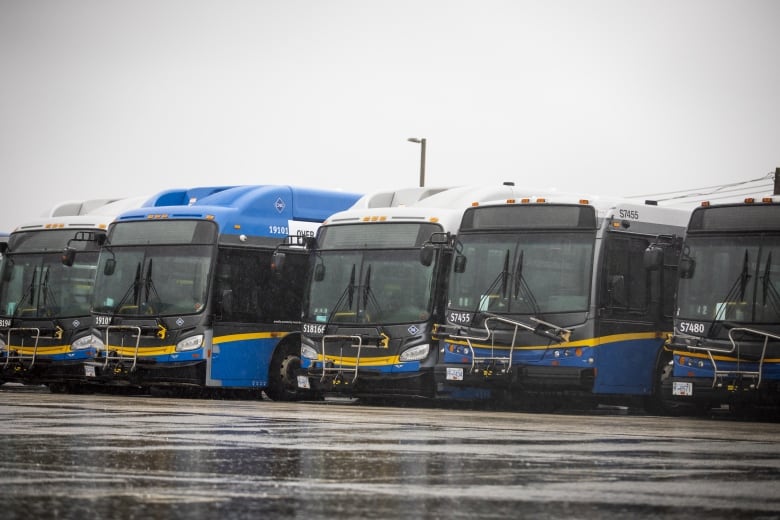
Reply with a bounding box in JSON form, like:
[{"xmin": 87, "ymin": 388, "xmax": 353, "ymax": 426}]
[
  {"xmin": 0, "ymin": 338, "xmax": 6, "ymax": 351},
  {"xmin": 176, "ymin": 334, "xmax": 204, "ymax": 352},
  {"xmin": 399, "ymin": 344, "xmax": 429, "ymax": 362},
  {"xmin": 301, "ymin": 345, "xmax": 318, "ymax": 360},
  {"xmin": 71, "ymin": 334, "xmax": 105, "ymax": 351}
]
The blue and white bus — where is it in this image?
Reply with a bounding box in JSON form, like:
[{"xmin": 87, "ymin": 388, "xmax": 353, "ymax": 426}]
[
  {"xmin": 667, "ymin": 196, "xmax": 780, "ymax": 413},
  {"xmin": 297, "ymin": 184, "xmax": 527, "ymax": 399},
  {"xmin": 433, "ymin": 193, "xmax": 690, "ymax": 411},
  {"xmin": 83, "ymin": 185, "xmax": 361, "ymax": 399},
  {"xmin": 0, "ymin": 197, "xmax": 150, "ymax": 391}
]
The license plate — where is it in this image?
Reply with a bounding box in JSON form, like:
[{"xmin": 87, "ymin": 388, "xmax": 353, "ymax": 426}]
[
  {"xmin": 84, "ymin": 365, "xmax": 96, "ymax": 377},
  {"xmin": 672, "ymin": 381, "xmax": 693, "ymax": 396},
  {"xmin": 297, "ymin": 375, "xmax": 311, "ymax": 389},
  {"xmin": 446, "ymin": 367, "xmax": 464, "ymax": 381}
]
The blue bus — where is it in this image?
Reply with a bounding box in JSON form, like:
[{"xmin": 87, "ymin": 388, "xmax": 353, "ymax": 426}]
[
  {"xmin": 0, "ymin": 197, "xmax": 152, "ymax": 392},
  {"xmin": 297, "ymin": 184, "xmax": 526, "ymax": 399},
  {"xmin": 83, "ymin": 185, "xmax": 361, "ymax": 399},
  {"xmin": 667, "ymin": 196, "xmax": 780, "ymax": 414},
  {"xmin": 433, "ymin": 193, "xmax": 691, "ymax": 411}
]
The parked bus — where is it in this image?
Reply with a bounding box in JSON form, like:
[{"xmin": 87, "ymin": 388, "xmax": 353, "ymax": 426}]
[
  {"xmin": 666, "ymin": 196, "xmax": 780, "ymax": 413},
  {"xmin": 296, "ymin": 184, "xmax": 527, "ymax": 399},
  {"xmin": 433, "ymin": 193, "xmax": 690, "ymax": 411},
  {"xmin": 0, "ymin": 197, "xmax": 151, "ymax": 391},
  {"xmin": 83, "ymin": 185, "xmax": 361, "ymax": 399}
]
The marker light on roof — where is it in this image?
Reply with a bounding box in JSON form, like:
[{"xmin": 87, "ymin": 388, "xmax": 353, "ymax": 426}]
[{"xmin": 744, "ymin": 198, "xmax": 755, "ymax": 204}]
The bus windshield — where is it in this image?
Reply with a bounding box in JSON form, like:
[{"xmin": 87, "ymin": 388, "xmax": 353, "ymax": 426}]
[
  {"xmin": 304, "ymin": 249, "xmax": 435, "ymax": 325},
  {"xmin": 448, "ymin": 232, "xmax": 594, "ymax": 315},
  {"xmin": 92, "ymin": 245, "xmax": 213, "ymax": 316},
  {"xmin": 0, "ymin": 251, "xmax": 99, "ymax": 319},
  {"xmin": 676, "ymin": 235, "xmax": 780, "ymax": 325}
]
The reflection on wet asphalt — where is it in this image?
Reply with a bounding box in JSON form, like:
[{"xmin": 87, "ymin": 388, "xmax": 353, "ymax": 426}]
[{"xmin": 1, "ymin": 385, "xmax": 779, "ymax": 519}]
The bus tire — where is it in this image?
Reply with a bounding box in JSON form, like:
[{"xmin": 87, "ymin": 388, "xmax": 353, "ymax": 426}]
[{"xmin": 265, "ymin": 342, "xmax": 304, "ymax": 401}]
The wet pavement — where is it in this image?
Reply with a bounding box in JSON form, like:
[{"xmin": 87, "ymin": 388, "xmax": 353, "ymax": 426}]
[{"xmin": 1, "ymin": 384, "xmax": 779, "ymax": 519}]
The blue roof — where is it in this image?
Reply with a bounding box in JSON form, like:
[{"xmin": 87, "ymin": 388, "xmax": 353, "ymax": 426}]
[{"xmin": 116, "ymin": 185, "xmax": 362, "ymax": 238}]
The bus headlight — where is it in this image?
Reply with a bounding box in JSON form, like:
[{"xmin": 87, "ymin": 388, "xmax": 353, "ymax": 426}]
[
  {"xmin": 301, "ymin": 345, "xmax": 318, "ymax": 360},
  {"xmin": 71, "ymin": 334, "xmax": 105, "ymax": 351},
  {"xmin": 176, "ymin": 335, "xmax": 204, "ymax": 352},
  {"xmin": 399, "ymin": 344, "xmax": 429, "ymax": 362},
  {"xmin": 0, "ymin": 338, "xmax": 6, "ymax": 351}
]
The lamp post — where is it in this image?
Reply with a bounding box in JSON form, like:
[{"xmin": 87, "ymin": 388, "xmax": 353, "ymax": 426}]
[{"xmin": 407, "ymin": 137, "xmax": 426, "ymax": 187}]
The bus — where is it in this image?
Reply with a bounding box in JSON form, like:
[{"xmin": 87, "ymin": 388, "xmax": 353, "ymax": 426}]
[
  {"xmin": 83, "ymin": 185, "xmax": 361, "ymax": 399},
  {"xmin": 433, "ymin": 193, "xmax": 690, "ymax": 411},
  {"xmin": 666, "ymin": 197, "xmax": 780, "ymax": 413},
  {"xmin": 0, "ymin": 197, "xmax": 151, "ymax": 391},
  {"xmin": 296, "ymin": 184, "xmax": 527, "ymax": 399}
]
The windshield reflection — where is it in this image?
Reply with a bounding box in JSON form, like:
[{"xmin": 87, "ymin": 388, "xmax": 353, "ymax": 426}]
[
  {"xmin": 92, "ymin": 245, "xmax": 212, "ymax": 316},
  {"xmin": 677, "ymin": 236, "xmax": 780, "ymax": 325},
  {"xmin": 0, "ymin": 252, "xmax": 99, "ymax": 318},
  {"xmin": 305, "ymin": 250, "xmax": 434, "ymax": 324},
  {"xmin": 448, "ymin": 232, "xmax": 593, "ymax": 315}
]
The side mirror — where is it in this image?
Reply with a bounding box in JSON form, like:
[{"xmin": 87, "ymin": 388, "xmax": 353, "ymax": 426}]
[
  {"xmin": 313, "ymin": 263, "xmax": 325, "ymax": 282},
  {"xmin": 454, "ymin": 255, "xmax": 467, "ymax": 274},
  {"xmin": 643, "ymin": 245, "xmax": 664, "ymax": 270},
  {"xmin": 272, "ymin": 251, "xmax": 286, "ymax": 272},
  {"xmin": 103, "ymin": 258, "xmax": 116, "ymax": 276},
  {"xmin": 420, "ymin": 245, "xmax": 435, "ymax": 266},
  {"xmin": 679, "ymin": 257, "xmax": 695, "ymax": 279},
  {"xmin": 61, "ymin": 247, "xmax": 77, "ymax": 267}
]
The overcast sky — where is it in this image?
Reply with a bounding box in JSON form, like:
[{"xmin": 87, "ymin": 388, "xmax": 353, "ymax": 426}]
[{"xmin": 1, "ymin": 0, "xmax": 778, "ymax": 230}]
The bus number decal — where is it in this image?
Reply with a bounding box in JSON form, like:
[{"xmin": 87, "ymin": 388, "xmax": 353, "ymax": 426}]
[
  {"xmin": 677, "ymin": 321, "xmax": 705, "ymax": 335},
  {"xmin": 269, "ymin": 225, "xmax": 289, "ymax": 236},
  {"xmin": 0, "ymin": 319, "xmax": 11, "ymax": 328},
  {"xmin": 448, "ymin": 312, "xmax": 472, "ymax": 325},
  {"xmin": 303, "ymin": 323, "xmax": 326, "ymax": 335},
  {"xmin": 95, "ymin": 315, "xmax": 112, "ymax": 327},
  {"xmin": 618, "ymin": 208, "xmax": 640, "ymax": 220}
]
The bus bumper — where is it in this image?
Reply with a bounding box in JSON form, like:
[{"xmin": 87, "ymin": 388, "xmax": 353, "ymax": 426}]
[
  {"xmin": 435, "ymin": 363, "xmax": 594, "ymax": 392},
  {"xmin": 296, "ymin": 367, "xmax": 435, "ymax": 398},
  {"xmin": 83, "ymin": 359, "xmax": 206, "ymax": 388},
  {"xmin": 665, "ymin": 376, "xmax": 780, "ymax": 406}
]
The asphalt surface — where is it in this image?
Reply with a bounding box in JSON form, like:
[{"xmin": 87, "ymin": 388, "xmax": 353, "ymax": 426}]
[{"xmin": 1, "ymin": 384, "xmax": 778, "ymax": 519}]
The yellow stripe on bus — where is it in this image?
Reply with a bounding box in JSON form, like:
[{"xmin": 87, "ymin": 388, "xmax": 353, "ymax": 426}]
[
  {"xmin": 107, "ymin": 331, "xmax": 292, "ymax": 357},
  {"xmin": 438, "ymin": 331, "xmax": 668, "ymax": 351}
]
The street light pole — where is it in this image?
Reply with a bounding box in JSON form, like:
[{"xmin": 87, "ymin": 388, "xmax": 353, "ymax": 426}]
[{"xmin": 407, "ymin": 137, "xmax": 426, "ymax": 187}]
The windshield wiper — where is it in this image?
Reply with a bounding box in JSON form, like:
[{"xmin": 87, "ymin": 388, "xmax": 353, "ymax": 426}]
[
  {"xmin": 12, "ymin": 267, "xmax": 39, "ymax": 316},
  {"xmin": 110, "ymin": 262, "xmax": 142, "ymax": 315},
  {"xmin": 761, "ymin": 251, "xmax": 780, "ymax": 317},
  {"xmin": 323, "ymin": 264, "xmax": 357, "ymax": 324},
  {"xmin": 40, "ymin": 266, "xmax": 58, "ymax": 317},
  {"xmin": 708, "ymin": 249, "xmax": 751, "ymax": 337},
  {"xmin": 466, "ymin": 250, "xmax": 511, "ymax": 322},
  {"xmin": 513, "ymin": 250, "xmax": 541, "ymax": 315},
  {"xmin": 142, "ymin": 259, "xmax": 162, "ymax": 312},
  {"xmin": 361, "ymin": 264, "xmax": 383, "ymax": 321}
]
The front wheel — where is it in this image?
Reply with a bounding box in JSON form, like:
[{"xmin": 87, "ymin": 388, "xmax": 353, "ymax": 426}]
[{"xmin": 265, "ymin": 342, "xmax": 309, "ymax": 401}]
